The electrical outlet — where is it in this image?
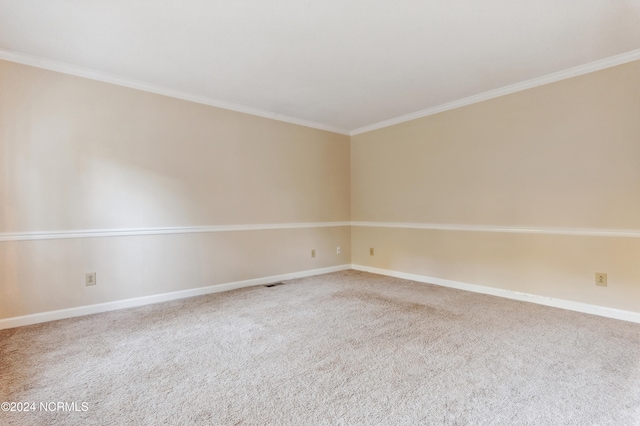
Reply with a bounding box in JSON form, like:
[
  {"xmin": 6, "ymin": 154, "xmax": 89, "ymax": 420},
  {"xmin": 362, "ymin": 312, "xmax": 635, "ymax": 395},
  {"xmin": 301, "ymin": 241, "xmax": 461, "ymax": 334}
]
[
  {"xmin": 86, "ymin": 272, "xmax": 96, "ymax": 286},
  {"xmin": 595, "ymin": 272, "xmax": 607, "ymax": 287},
  {"xmin": 370, "ymin": 248, "xmax": 374, "ymax": 256},
  {"xmin": 337, "ymin": 246, "xmax": 341, "ymax": 254},
  {"xmin": 311, "ymin": 249, "xmax": 316, "ymax": 258}
]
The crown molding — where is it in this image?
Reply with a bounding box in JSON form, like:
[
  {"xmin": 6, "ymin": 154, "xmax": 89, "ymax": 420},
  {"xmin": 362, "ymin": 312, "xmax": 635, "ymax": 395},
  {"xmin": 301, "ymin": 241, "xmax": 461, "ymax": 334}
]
[
  {"xmin": 0, "ymin": 49, "xmax": 350, "ymax": 136},
  {"xmin": 351, "ymin": 221, "xmax": 640, "ymax": 238},
  {"xmin": 0, "ymin": 221, "xmax": 351, "ymax": 242},
  {"xmin": 2, "ymin": 48, "xmax": 639, "ymax": 138},
  {"xmin": 350, "ymin": 48, "xmax": 640, "ymax": 136}
]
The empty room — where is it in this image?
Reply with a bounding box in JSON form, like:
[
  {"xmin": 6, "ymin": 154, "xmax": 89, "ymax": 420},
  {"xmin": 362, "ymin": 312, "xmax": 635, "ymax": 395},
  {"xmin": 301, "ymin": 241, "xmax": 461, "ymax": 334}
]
[{"xmin": 1, "ymin": 1, "xmax": 640, "ymax": 424}]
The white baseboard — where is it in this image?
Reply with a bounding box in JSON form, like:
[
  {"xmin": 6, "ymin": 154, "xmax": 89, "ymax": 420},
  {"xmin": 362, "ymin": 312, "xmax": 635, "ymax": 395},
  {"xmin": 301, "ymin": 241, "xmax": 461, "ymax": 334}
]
[
  {"xmin": 0, "ymin": 264, "xmax": 351, "ymax": 330},
  {"xmin": 4, "ymin": 263, "xmax": 638, "ymax": 330},
  {"xmin": 352, "ymin": 264, "xmax": 640, "ymax": 324}
]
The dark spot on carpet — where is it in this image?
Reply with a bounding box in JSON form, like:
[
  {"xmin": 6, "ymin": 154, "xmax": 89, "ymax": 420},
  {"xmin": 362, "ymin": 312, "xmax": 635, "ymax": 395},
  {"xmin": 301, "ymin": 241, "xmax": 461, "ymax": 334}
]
[{"xmin": 331, "ymin": 289, "xmax": 461, "ymax": 320}]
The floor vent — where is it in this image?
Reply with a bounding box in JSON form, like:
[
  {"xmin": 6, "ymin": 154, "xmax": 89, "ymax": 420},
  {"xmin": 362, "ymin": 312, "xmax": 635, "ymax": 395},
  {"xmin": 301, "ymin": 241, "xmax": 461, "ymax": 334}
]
[{"xmin": 264, "ymin": 282, "xmax": 285, "ymax": 288}]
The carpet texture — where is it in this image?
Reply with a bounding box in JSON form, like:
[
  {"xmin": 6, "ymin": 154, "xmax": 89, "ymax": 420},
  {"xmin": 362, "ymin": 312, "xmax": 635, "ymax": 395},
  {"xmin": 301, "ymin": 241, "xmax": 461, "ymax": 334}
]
[{"xmin": 1, "ymin": 270, "xmax": 640, "ymax": 425}]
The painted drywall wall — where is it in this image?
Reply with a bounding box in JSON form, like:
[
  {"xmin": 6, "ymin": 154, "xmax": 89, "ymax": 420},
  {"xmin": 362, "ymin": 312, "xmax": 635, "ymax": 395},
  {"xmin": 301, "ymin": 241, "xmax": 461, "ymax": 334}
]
[
  {"xmin": 0, "ymin": 60, "xmax": 351, "ymax": 319},
  {"xmin": 3, "ymin": 56, "xmax": 640, "ymax": 322},
  {"xmin": 351, "ymin": 60, "xmax": 640, "ymax": 313}
]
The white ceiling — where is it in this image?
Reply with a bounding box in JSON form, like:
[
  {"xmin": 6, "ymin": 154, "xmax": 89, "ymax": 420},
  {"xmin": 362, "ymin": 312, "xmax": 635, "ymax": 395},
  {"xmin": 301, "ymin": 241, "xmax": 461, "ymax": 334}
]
[{"xmin": 1, "ymin": 1, "xmax": 639, "ymax": 134}]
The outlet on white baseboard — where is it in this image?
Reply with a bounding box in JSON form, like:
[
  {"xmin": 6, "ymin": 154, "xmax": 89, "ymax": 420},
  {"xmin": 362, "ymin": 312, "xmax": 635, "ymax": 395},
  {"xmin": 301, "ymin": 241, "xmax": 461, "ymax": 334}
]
[{"xmin": 86, "ymin": 272, "xmax": 96, "ymax": 286}]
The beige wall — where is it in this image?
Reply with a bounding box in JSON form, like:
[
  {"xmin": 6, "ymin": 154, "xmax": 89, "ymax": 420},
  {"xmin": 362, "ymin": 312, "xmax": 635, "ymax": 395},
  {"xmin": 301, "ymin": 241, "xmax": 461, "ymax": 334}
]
[
  {"xmin": 0, "ymin": 61, "xmax": 350, "ymax": 232},
  {"xmin": 0, "ymin": 60, "xmax": 351, "ymax": 319},
  {"xmin": 352, "ymin": 60, "xmax": 640, "ymax": 312},
  {"xmin": 0, "ymin": 228, "xmax": 351, "ymax": 319},
  {"xmin": 3, "ymin": 57, "xmax": 640, "ymax": 321}
]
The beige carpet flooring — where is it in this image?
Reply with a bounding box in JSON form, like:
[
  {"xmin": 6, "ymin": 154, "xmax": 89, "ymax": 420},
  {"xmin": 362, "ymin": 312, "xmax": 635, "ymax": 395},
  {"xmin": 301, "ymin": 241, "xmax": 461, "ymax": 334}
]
[{"xmin": 2, "ymin": 270, "xmax": 640, "ymax": 425}]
